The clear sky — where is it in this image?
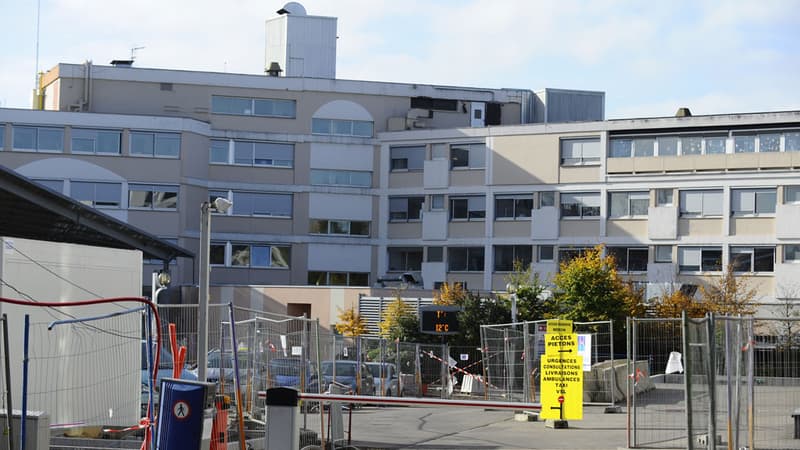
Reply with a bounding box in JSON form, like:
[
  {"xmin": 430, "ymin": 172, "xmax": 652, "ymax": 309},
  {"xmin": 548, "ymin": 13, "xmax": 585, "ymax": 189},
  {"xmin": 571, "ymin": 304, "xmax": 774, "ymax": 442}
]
[{"xmin": 1, "ymin": 0, "xmax": 799, "ymax": 119}]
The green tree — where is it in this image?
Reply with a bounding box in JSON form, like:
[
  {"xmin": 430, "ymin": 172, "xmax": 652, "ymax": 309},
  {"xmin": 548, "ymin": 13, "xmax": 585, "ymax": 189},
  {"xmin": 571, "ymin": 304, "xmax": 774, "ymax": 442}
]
[
  {"xmin": 700, "ymin": 263, "xmax": 758, "ymax": 316},
  {"xmin": 378, "ymin": 295, "xmax": 416, "ymax": 339},
  {"xmin": 503, "ymin": 259, "xmax": 549, "ymax": 321},
  {"xmin": 457, "ymin": 293, "xmax": 510, "ymax": 346},
  {"xmin": 551, "ymin": 245, "xmax": 640, "ymax": 322},
  {"xmin": 335, "ymin": 306, "xmax": 367, "ymax": 336}
]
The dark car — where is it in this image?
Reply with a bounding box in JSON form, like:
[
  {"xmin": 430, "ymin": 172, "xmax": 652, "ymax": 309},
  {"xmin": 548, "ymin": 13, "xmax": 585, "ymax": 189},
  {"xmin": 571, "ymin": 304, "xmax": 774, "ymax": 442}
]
[
  {"xmin": 320, "ymin": 360, "xmax": 375, "ymax": 395},
  {"xmin": 366, "ymin": 362, "xmax": 401, "ymax": 396},
  {"xmin": 267, "ymin": 357, "xmax": 318, "ymax": 392}
]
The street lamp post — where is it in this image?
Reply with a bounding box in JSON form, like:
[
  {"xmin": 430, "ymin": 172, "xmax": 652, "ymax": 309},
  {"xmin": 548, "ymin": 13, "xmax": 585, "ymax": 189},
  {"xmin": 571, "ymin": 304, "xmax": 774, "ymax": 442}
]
[
  {"xmin": 197, "ymin": 198, "xmax": 232, "ymax": 382},
  {"xmin": 506, "ymin": 283, "xmax": 518, "ymax": 324}
]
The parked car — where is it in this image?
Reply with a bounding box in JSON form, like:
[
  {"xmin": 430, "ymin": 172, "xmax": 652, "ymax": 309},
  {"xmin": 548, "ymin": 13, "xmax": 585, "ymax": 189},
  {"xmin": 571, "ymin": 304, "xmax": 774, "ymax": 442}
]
[
  {"xmin": 189, "ymin": 349, "xmax": 256, "ymax": 389},
  {"xmin": 320, "ymin": 360, "xmax": 375, "ymax": 395},
  {"xmin": 140, "ymin": 341, "xmax": 197, "ymax": 414},
  {"xmin": 366, "ymin": 362, "xmax": 400, "ymax": 397},
  {"xmin": 267, "ymin": 357, "xmax": 318, "ymax": 392}
]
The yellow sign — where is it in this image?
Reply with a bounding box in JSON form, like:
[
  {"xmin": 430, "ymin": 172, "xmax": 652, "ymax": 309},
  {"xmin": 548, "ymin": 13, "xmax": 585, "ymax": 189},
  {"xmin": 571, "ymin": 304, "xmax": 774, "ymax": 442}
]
[
  {"xmin": 545, "ymin": 333, "xmax": 577, "ymax": 356},
  {"xmin": 546, "ymin": 319, "xmax": 573, "ymax": 334},
  {"xmin": 539, "ymin": 354, "xmax": 583, "ymax": 420}
]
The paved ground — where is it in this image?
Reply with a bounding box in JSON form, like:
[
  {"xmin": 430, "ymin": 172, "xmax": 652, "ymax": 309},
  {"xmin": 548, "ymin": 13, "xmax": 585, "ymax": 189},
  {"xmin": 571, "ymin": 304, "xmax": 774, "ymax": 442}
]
[{"xmin": 300, "ymin": 405, "xmax": 630, "ymax": 450}]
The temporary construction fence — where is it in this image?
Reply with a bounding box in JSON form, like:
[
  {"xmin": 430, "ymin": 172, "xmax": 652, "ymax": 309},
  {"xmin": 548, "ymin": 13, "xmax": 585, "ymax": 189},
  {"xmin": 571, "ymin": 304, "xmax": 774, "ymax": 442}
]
[
  {"xmin": 480, "ymin": 320, "xmax": 617, "ymax": 405},
  {"xmin": 628, "ymin": 314, "xmax": 800, "ymax": 450}
]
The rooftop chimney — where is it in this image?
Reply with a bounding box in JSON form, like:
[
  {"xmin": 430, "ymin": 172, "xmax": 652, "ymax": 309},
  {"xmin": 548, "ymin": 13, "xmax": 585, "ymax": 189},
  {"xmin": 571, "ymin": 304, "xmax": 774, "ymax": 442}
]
[
  {"xmin": 266, "ymin": 62, "xmax": 283, "ymax": 77},
  {"xmin": 675, "ymin": 107, "xmax": 692, "ymax": 118}
]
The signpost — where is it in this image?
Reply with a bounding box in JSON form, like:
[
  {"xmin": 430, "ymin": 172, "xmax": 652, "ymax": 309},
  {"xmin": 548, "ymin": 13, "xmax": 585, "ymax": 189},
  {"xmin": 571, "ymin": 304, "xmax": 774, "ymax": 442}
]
[{"xmin": 539, "ymin": 319, "xmax": 583, "ymax": 425}]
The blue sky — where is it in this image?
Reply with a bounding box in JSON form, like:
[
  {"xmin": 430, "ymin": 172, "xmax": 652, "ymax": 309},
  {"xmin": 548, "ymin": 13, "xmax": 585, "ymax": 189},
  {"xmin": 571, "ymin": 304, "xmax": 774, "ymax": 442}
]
[{"xmin": 1, "ymin": 0, "xmax": 799, "ymax": 118}]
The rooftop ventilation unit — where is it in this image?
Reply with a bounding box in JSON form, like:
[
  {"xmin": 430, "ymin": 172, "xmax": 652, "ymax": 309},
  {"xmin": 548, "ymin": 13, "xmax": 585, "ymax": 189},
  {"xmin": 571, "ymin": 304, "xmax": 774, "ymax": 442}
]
[
  {"xmin": 109, "ymin": 59, "xmax": 133, "ymax": 68},
  {"xmin": 266, "ymin": 61, "xmax": 283, "ymax": 77},
  {"xmin": 675, "ymin": 107, "xmax": 692, "ymax": 117}
]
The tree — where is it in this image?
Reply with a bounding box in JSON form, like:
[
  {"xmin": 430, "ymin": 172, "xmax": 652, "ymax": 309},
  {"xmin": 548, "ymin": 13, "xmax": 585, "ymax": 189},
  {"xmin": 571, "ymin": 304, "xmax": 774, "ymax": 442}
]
[
  {"xmin": 434, "ymin": 282, "xmax": 468, "ymax": 306},
  {"xmin": 700, "ymin": 263, "xmax": 758, "ymax": 316},
  {"xmin": 653, "ymin": 288, "xmax": 714, "ymax": 318},
  {"xmin": 772, "ymin": 282, "xmax": 800, "ymax": 349},
  {"xmin": 551, "ymin": 245, "xmax": 641, "ymax": 322},
  {"xmin": 378, "ymin": 295, "xmax": 416, "ymax": 339},
  {"xmin": 457, "ymin": 293, "xmax": 510, "ymax": 346},
  {"xmin": 503, "ymin": 259, "xmax": 550, "ymax": 321},
  {"xmin": 335, "ymin": 306, "xmax": 367, "ymax": 336}
]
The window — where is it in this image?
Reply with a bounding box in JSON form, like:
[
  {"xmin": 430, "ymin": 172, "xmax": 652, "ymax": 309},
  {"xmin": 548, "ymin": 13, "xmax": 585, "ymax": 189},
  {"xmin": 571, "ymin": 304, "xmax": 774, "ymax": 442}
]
[
  {"xmin": 13, "ymin": 126, "xmax": 63, "ymax": 152},
  {"xmin": 229, "ymin": 244, "xmax": 290, "ymax": 268},
  {"xmin": 431, "ymin": 144, "xmax": 448, "ymax": 160},
  {"xmin": 785, "ymin": 186, "xmax": 800, "ymax": 204},
  {"xmin": 608, "ymin": 191, "xmax": 649, "ymax": 218},
  {"xmin": 786, "ymin": 132, "xmax": 800, "ymax": 152},
  {"xmin": 494, "ymin": 245, "xmax": 532, "ymax": 271},
  {"xmin": 70, "ymin": 181, "xmax": 122, "ymax": 208},
  {"xmin": 607, "ymin": 247, "xmax": 648, "ymax": 272},
  {"xmin": 609, "ymin": 138, "xmax": 655, "ymax": 158},
  {"xmin": 450, "ymin": 143, "xmax": 486, "ymax": 169},
  {"xmin": 561, "ymin": 137, "xmax": 600, "ymax": 165},
  {"xmin": 231, "ymin": 191, "xmax": 292, "ymax": 217},
  {"xmin": 731, "ymin": 188, "xmax": 776, "ymax": 215},
  {"xmin": 731, "ymin": 247, "xmax": 774, "ymax": 273},
  {"xmin": 389, "ymin": 196, "xmax": 424, "ymax": 221},
  {"xmin": 210, "ymin": 243, "xmax": 227, "ymax": 265},
  {"xmin": 312, "ymin": 118, "xmax": 373, "ymax": 137},
  {"xmin": 410, "ymin": 97, "xmax": 458, "ymax": 111},
  {"xmin": 734, "ymin": 135, "xmax": 755, "ymax": 153},
  {"xmin": 678, "ymin": 247, "xmax": 722, "ymax": 272},
  {"xmin": 427, "ymin": 247, "xmax": 443, "ymax": 262},
  {"xmin": 71, "ymin": 128, "xmax": 121, "ymax": 154},
  {"xmin": 538, "ymin": 245, "xmax": 554, "ymax": 262},
  {"xmin": 129, "ymin": 184, "xmax": 178, "ymax": 209},
  {"xmin": 784, "ymin": 245, "xmax": 800, "ymax": 262},
  {"xmin": 539, "ymin": 191, "xmax": 555, "ymax": 208},
  {"xmin": 448, "ymin": 247, "xmax": 484, "ymax": 272},
  {"xmin": 308, "ymin": 271, "xmax": 368, "ymax": 286},
  {"xmin": 0, "ymin": 125, "xmax": 4, "ymax": 149},
  {"xmin": 705, "ymin": 136, "xmax": 727, "ymax": 154},
  {"xmin": 388, "ymin": 247, "xmax": 423, "ymax": 271},
  {"xmin": 211, "ymin": 95, "xmax": 295, "ymax": 118},
  {"xmin": 657, "ymin": 136, "xmax": 678, "ymax": 156},
  {"xmin": 450, "ymin": 196, "xmax": 486, "ymax": 221},
  {"xmin": 210, "ymin": 139, "xmax": 229, "ymax": 163},
  {"xmin": 130, "ymin": 131, "xmax": 180, "ymax": 158},
  {"xmin": 309, "ymin": 219, "xmax": 369, "ymax": 236},
  {"xmin": 209, "ymin": 191, "xmax": 230, "ymax": 214},
  {"xmin": 495, "ymin": 195, "xmax": 532, "ymax": 220},
  {"xmin": 681, "ymin": 136, "xmax": 702, "ymax": 155},
  {"xmin": 560, "ymin": 192, "xmax": 600, "ymax": 218},
  {"xmin": 759, "ymin": 133, "xmax": 780, "ymax": 152},
  {"xmin": 655, "ymin": 245, "xmax": 672, "ymax": 263},
  {"xmin": 679, "ymin": 190, "xmax": 723, "ymax": 217},
  {"xmin": 232, "ymin": 141, "xmax": 293, "ymax": 167},
  {"xmin": 310, "ymin": 169, "xmax": 371, "ymax": 187},
  {"xmin": 656, "ymin": 189, "xmax": 674, "ymax": 206},
  {"xmin": 33, "ymin": 178, "xmax": 64, "ymax": 193},
  {"xmin": 559, "ymin": 247, "xmax": 589, "ymax": 265},
  {"xmin": 390, "ymin": 146, "xmax": 425, "ymax": 171},
  {"xmin": 430, "ymin": 194, "xmax": 445, "ymax": 210}
]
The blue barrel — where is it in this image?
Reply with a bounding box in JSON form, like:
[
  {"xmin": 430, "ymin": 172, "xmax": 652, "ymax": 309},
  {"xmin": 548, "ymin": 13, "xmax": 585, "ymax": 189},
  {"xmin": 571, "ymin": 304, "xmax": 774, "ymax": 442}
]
[{"xmin": 156, "ymin": 378, "xmax": 215, "ymax": 450}]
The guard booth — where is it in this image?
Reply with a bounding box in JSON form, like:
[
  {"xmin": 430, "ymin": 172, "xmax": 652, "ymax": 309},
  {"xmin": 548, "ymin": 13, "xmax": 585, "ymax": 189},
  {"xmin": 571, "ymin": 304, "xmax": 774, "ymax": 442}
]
[{"xmin": 156, "ymin": 378, "xmax": 216, "ymax": 450}]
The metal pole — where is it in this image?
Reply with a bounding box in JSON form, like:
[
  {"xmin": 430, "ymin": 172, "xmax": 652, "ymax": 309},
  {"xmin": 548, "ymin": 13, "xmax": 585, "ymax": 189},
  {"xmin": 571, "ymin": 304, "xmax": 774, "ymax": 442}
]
[
  {"xmin": 2, "ymin": 314, "xmax": 13, "ymax": 450},
  {"xmin": 20, "ymin": 315, "xmax": 29, "ymax": 450},
  {"xmin": 197, "ymin": 202, "xmax": 211, "ymax": 383},
  {"xmin": 724, "ymin": 320, "xmax": 733, "ymax": 450},
  {"xmin": 228, "ymin": 304, "xmax": 247, "ymax": 450},
  {"xmin": 707, "ymin": 314, "xmax": 716, "ymax": 450},
  {"xmin": 746, "ymin": 317, "xmax": 754, "ymax": 450},
  {"xmin": 523, "ymin": 321, "xmax": 531, "ymax": 403},
  {"xmin": 682, "ymin": 311, "xmax": 693, "ymax": 450},
  {"xmin": 626, "ymin": 317, "xmax": 631, "ymax": 449},
  {"xmin": 610, "ymin": 319, "xmax": 615, "ymax": 406}
]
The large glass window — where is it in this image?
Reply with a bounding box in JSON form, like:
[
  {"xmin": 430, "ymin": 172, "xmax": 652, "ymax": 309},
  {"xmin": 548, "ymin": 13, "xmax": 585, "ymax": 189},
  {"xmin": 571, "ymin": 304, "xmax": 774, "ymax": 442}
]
[
  {"xmin": 311, "ymin": 118, "xmax": 373, "ymax": 137},
  {"xmin": 657, "ymin": 136, "xmax": 678, "ymax": 156},
  {"xmin": 308, "ymin": 272, "xmax": 368, "ymax": 286},
  {"xmin": 731, "ymin": 188, "xmax": 776, "ymax": 215},
  {"xmin": 678, "ymin": 247, "xmax": 722, "ymax": 272},
  {"xmin": 784, "ymin": 244, "xmax": 800, "ymax": 262},
  {"xmin": 211, "ymin": 95, "xmax": 295, "ymax": 118},
  {"xmin": 32, "ymin": 178, "xmax": 64, "ymax": 193},
  {"xmin": 450, "ymin": 196, "xmax": 486, "ymax": 221},
  {"xmin": 309, "ymin": 219, "xmax": 370, "ymax": 236},
  {"xmin": 494, "ymin": 245, "xmax": 532, "ymax": 271},
  {"xmin": 681, "ymin": 136, "xmax": 702, "ymax": 155},
  {"xmin": 656, "ymin": 189, "xmax": 674, "ymax": 206},
  {"xmin": 495, "ymin": 195, "xmax": 532, "ymax": 220},
  {"xmin": 759, "ymin": 133, "xmax": 780, "ymax": 152},
  {"xmin": 731, "ymin": 247, "xmax": 774, "ymax": 273},
  {"xmin": 210, "ymin": 139, "xmax": 229, "ymax": 163},
  {"xmin": 231, "ymin": 191, "xmax": 292, "ymax": 217},
  {"xmin": 734, "ymin": 135, "xmax": 756, "ymax": 153},
  {"xmin": 448, "ymin": 247, "xmax": 484, "ymax": 272},
  {"xmin": 561, "ymin": 137, "xmax": 600, "ymax": 165},
  {"xmin": 232, "ymin": 140, "xmax": 293, "ymax": 167},
  {"xmin": 784, "ymin": 186, "xmax": 800, "ymax": 204},
  {"xmin": 389, "ymin": 196, "xmax": 424, "ymax": 221},
  {"xmin": 13, "ymin": 126, "xmax": 63, "ymax": 152},
  {"xmin": 0, "ymin": 125, "xmax": 5, "ymax": 149},
  {"xmin": 226, "ymin": 243, "xmax": 290, "ymax": 268},
  {"xmin": 71, "ymin": 181, "xmax": 122, "ymax": 208},
  {"xmin": 655, "ymin": 245, "xmax": 672, "ymax": 263},
  {"xmin": 607, "ymin": 247, "xmax": 648, "ymax": 272},
  {"xmin": 786, "ymin": 132, "xmax": 800, "ymax": 152},
  {"xmin": 560, "ymin": 192, "xmax": 600, "ymax": 218},
  {"xmin": 450, "ymin": 143, "xmax": 486, "ymax": 169},
  {"xmin": 390, "ymin": 146, "xmax": 425, "ymax": 171},
  {"xmin": 129, "ymin": 184, "xmax": 178, "ymax": 209},
  {"xmin": 608, "ymin": 191, "xmax": 649, "ymax": 218},
  {"xmin": 558, "ymin": 247, "xmax": 589, "ymax": 265},
  {"xmin": 609, "ymin": 138, "xmax": 655, "ymax": 158},
  {"xmin": 679, "ymin": 190, "xmax": 723, "ymax": 217},
  {"xmin": 130, "ymin": 131, "xmax": 180, "ymax": 158},
  {"xmin": 388, "ymin": 247, "xmax": 423, "ymax": 271},
  {"xmin": 71, "ymin": 128, "xmax": 121, "ymax": 155},
  {"xmin": 310, "ymin": 169, "xmax": 371, "ymax": 187}
]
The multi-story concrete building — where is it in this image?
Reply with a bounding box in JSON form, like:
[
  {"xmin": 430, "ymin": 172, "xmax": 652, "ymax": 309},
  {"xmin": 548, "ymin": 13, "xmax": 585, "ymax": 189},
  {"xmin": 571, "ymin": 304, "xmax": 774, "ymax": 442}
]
[{"xmin": 1, "ymin": 4, "xmax": 797, "ymax": 322}]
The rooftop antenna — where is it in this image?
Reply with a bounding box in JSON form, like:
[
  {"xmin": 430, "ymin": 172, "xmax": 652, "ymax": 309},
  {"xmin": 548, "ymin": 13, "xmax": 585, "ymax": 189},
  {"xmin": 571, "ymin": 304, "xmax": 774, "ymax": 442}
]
[{"xmin": 130, "ymin": 46, "xmax": 145, "ymax": 61}]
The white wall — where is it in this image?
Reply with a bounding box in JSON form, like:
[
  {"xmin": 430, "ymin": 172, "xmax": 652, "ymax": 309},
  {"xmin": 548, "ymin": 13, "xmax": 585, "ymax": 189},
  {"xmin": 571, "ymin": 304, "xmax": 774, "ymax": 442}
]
[
  {"xmin": 308, "ymin": 193, "xmax": 372, "ymax": 220},
  {"xmin": 307, "ymin": 243, "xmax": 371, "ymax": 272}
]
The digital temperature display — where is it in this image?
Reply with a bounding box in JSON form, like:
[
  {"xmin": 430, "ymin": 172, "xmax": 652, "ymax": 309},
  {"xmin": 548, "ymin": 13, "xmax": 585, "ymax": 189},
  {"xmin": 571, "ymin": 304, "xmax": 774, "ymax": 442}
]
[{"xmin": 419, "ymin": 305, "xmax": 461, "ymax": 335}]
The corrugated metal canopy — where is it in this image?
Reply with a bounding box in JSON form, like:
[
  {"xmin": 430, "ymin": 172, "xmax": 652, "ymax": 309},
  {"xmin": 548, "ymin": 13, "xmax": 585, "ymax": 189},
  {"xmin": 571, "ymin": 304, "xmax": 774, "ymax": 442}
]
[{"xmin": 0, "ymin": 165, "xmax": 193, "ymax": 262}]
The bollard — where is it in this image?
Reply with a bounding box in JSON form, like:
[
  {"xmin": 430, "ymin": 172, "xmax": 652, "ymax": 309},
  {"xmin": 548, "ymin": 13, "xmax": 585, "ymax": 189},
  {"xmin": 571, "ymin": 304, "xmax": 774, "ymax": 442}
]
[
  {"xmin": 155, "ymin": 378, "xmax": 216, "ymax": 450},
  {"xmin": 209, "ymin": 395, "xmax": 230, "ymax": 450},
  {"xmin": 265, "ymin": 388, "xmax": 299, "ymax": 450}
]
